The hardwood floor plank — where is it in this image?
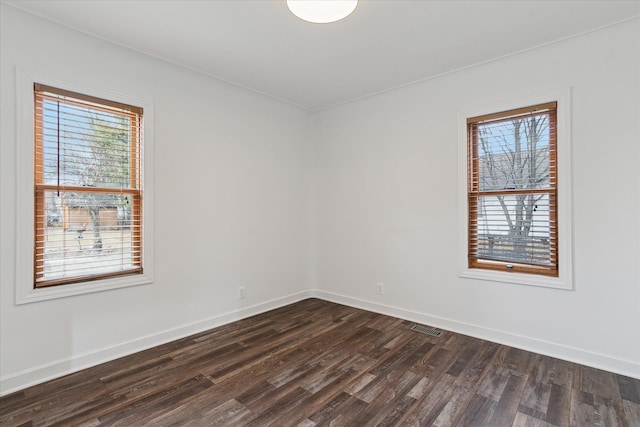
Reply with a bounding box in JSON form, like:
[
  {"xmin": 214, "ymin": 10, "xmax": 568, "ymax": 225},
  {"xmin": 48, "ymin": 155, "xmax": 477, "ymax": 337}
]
[
  {"xmin": 344, "ymin": 372, "xmax": 376, "ymax": 395},
  {"xmin": 546, "ymin": 382, "xmax": 572, "ymax": 426},
  {"xmin": 99, "ymin": 356, "xmax": 174, "ymax": 385},
  {"xmin": 407, "ymin": 376, "xmax": 431, "ymax": 399},
  {"xmin": 373, "ymin": 395, "xmax": 418, "ymax": 426},
  {"xmin": 487, "ymin": 373, "xmax": 529, "ymax": 427},
  {"xmin": 235, "ymin": 379, "xmax": 277, "ymax": 407},
  {"xmin": 512, "ymin": 411, "xmax": 557, "ymax": 427},
  {"xmin": 455, "ymin": 393, "xmax": 498, "ymax": 427},
  {"xmin": 571, "ymin": 388, "xmax": 598, "ymax": 426},
  {"xmin": 446, "ymin": 346, "xmax": 480, "ymax": 378},
  {"xmin": 519, "ymin": 373, "xmax": 552, "ymax": 419},
  {"xmin": 243, "ymin": 386, "xmax": 312, "ymax": 427},
  {"xmin": 1, "ymin": 298, "xmax": 639, "ymax": 427},
  {"xmin": 517, "ymin": 404, "xmax": 547, "ymax": 423},
  {"xmin": 304, "ymin": 391, "xmax": 350, "ymax": 423},
  {"xmin": 580, "ymin": 366, "xmax": 622, "ymax": 401},
  {"xmin": 1, "ymin": 378, "xmax": 109, "ymax": 427},
  {"xmin": 594, "ymin": 395, "xmax": 630, "ymax": 427},
  {"xmin": 477, "ymin": 365, "xmax": 513, "ymax": 401},
  {"xmin": 498, "ymin": 346, "xmax": 536, "ymax": 374},
  {"xmin": 410, "ymin": 347, "xmax": 457, "ymax": 379},
  {"xmin": 397, "ymin": 373, "xmax": 457, "ymax": 426},
  {"xmin": 312, "ymin": 396, "xmax": 368, "ymax": 427},
  {"xmin": 549, "ymin": 358, "xmax": 577, "ymax": 388},
  {"xmin": 361, "ymin": 371, "xmax": 426, "ymax": 426},
  {"xmin": 196, "ymin": 398, "xmax": 251, "ymax": 426},
  {"xmin": 438, "ymin": 341, "xmax": 503, "ymax": 426},
  {"xmin": 353, "ymin": 371, "xmax": 419, "ymax": 423},
  {"xmin": 97, "ymin": 375, "xmax": 214, "ymax": 426},
  {"xmin": 618, "ymin": 374, "xmax": 640, "ymax": 404},
  {"xmin": 301, "ymin": 368, "xmax": 348, "ymax": 395},
  {"xmin": 143, "ymin": 394, "xmax": 248, "ymax": 426},
  {"xmin": 623, "ymin": 399, "xmax": 640, "ymax": 425},
  {"xmin": 275, "ymin": 370, "xmax": 359, "ymax": 426}
]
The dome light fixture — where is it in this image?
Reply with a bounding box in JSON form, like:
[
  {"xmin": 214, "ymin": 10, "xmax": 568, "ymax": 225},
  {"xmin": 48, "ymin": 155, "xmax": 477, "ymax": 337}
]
[{"xmin": 287, "ymin": 0, "xmax": 358, "ymax": 24}]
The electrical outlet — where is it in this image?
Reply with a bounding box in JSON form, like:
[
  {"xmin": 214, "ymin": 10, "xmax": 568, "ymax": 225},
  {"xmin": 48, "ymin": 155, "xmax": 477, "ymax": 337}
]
[
  {"xmin": 238, "ymin": 286, "xmax": 246, "ymax": 299},
  {"xmin": 376, "ymin": 282, "xmax": 384, "ymax": 295}
]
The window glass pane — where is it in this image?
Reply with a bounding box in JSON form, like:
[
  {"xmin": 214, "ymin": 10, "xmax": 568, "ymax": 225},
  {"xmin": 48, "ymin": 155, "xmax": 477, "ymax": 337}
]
[
  {"xmin": 475, "ymin": 194, "xmax": 552, "ymax": 266},
  {"xmin": 39, "ymin": 99, "xmax": 132, "ymax": 188},
  {"xmin": 37, "ymin": 190, "xmax": 138, "ymax": 282},
  {"xmin": 476, "ymin": 113, "xmax": 551, "ymax": 191}
]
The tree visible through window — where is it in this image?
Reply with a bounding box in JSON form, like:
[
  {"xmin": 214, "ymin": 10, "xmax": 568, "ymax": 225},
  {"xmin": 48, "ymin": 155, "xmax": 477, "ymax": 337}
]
[
  {"xmin": 467, "ymin": 102, "xmax": 558, "ymax": 277},
  {"xmin": 34, "ymin": 84, "xmax": 143, "ymax": 287}
]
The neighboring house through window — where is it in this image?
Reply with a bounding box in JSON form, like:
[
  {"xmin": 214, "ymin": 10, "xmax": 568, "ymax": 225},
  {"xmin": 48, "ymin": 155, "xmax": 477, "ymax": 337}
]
[{"xmin": 34, "ymin": 84, "xmax": 143, "ymax": 287}]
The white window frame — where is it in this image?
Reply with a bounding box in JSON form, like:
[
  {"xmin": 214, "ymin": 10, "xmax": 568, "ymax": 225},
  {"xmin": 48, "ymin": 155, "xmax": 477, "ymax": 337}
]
[
  {"xmin": 458, "ymin": 88, "xmax": 573, "ymax": 290},
  {"xmin": 15, "ymin": 67, "xmax": 154, "ymax": 304}
]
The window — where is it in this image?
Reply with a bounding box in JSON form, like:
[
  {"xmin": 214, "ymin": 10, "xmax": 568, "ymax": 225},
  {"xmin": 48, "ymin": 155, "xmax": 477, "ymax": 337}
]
[
  {"xmin": 34, "ymin": 84, "xmax": 143, "ymax": 287},
  {"xmin": 458, "ymin": 90, "xmax": 572, "ymax": 289},
  {"xmin": 467, "ymin": 102, "xmax": 558, "ymax": 277}
]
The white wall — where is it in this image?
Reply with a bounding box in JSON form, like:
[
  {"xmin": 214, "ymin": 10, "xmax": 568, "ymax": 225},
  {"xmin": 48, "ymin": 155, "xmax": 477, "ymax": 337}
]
[
  {"xmin": 314, "ymin": 18, "xmax": 640, "ymax": 378},
  {"xmin": 1, "ymin": 4, "xmax": 638, "ymax": 395},
  {"xmin": 0, "ymin": 4, "xmax": 314, "ymax": 394}
]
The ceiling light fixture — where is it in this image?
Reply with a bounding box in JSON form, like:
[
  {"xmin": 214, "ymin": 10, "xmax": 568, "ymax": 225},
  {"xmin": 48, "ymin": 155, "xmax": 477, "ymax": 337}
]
[{"xmin": 287, "ymin": 0, "xmax": 358, "ymax": 24}]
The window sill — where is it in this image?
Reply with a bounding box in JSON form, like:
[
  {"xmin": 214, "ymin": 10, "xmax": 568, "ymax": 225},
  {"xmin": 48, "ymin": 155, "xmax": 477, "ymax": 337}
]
[
  {"xmin": 16, "ymin": 273, "xmax": 153, "ymax": 305},
  {"xmin": 459, "ymin": 268, "xmax": 572, "ymax": 290}
]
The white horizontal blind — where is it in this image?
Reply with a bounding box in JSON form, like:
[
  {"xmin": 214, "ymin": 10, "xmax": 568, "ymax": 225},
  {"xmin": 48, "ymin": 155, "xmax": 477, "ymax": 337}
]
[
  {"xmin": 467, "ymin": 102, "xmax": 558, "ymax": 277},
  {"xmin": 34, "ymin": 84, "xmax": 143, "ymax": 287}
]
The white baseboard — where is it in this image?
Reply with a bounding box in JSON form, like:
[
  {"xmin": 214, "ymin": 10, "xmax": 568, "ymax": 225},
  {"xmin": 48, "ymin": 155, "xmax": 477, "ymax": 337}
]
[
  {"xmin": 312, "ymin": 289, "xmax": 640, "ymax": 380},
  {"xmin": 2, "ymin": 288, "xmax": 637, "ymax": 396},
  {"xmin": 0, "ymin": 290, "xmax": 315, "ymax": 396}
]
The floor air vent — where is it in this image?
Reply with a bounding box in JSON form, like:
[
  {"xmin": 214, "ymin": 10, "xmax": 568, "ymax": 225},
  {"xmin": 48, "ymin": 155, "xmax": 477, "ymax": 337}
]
[{"xmin": 410, "ymin": 324, "xmax": 443, "ymax": 337}]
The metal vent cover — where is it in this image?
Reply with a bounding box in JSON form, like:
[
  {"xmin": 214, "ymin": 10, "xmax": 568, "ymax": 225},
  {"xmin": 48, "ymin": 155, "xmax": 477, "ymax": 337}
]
[{"xmin": 410, "ymin": 324, "xmax": 443, "ymax": 337}]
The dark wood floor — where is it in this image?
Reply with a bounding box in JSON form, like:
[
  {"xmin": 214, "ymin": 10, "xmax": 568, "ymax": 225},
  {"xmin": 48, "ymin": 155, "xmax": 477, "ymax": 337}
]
[{"xmin": 1, "ymin": 299, "xmax": 639, "ymax": 426}]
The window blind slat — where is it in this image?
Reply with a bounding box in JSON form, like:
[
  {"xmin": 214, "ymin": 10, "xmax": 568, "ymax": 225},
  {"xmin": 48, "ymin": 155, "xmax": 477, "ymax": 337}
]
[
  {"xmin": 467, "ymin": 102, "xmax": 558, "ymax": 277},
  {"xmin": 34, "ymin": 85, "xmax": 143, "ymax": 288}
]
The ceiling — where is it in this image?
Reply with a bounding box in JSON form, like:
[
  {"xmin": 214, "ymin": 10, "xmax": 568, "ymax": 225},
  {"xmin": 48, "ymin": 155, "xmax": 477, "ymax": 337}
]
[{"xmin": 5, "ymin": 0, "xmax": 639, "ymax": 111}]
